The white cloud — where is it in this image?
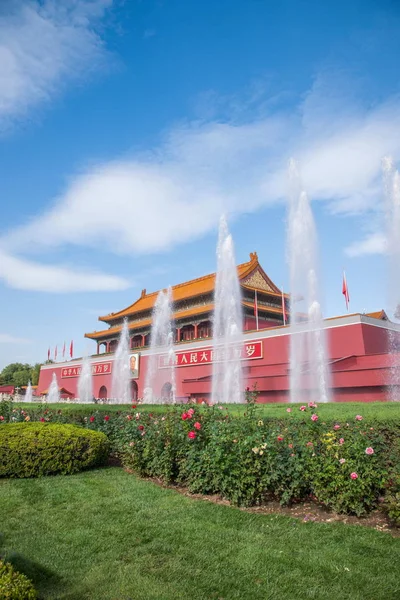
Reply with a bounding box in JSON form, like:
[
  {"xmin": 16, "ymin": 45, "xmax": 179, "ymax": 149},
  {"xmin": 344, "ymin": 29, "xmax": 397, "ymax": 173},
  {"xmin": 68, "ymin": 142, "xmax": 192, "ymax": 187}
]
[
  {"xmin": 2, "ymin": 76, "xmax": 400, "ymax": 261},
  {"xmin": 0, "ymin": 248, "xmax": 129, "ymax": 293},
  {"xmin": 0, "ymin": 0, "xmax": 112, "ymax": 129},
  {"xmin": 0, "ymin": 333, "xmax": 31, "ymax": 344},
  {"xmin": 345, "ymin": 232, "xmax": 387, "ymax": 257}
]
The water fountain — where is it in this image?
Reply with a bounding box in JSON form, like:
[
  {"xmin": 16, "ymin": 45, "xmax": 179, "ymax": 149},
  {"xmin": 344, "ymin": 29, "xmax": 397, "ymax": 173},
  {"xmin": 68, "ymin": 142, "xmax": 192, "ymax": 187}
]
[
  {"xmin": 78, "ymin": 354, "xmax": 93, "ymax": 403},
  {"xmin": 211, "ymin": 215, "xmax": 244, "ymax": 404},
  {"xmin": 111, "ymin": 318, "xmax": 131, "ymax": 404},
  {"xmin": 144, "ymin": 287, "xmax": 176, "ymax": 404},
  {"xmin": 382, "ymin": 156, "xmax": 400, "ymax": 400},
  {"xmin": 287, "ymin": 160, "xmax": 331, "ymax": 403},
  {"xmin": 25, "ymin": 380, "xmax": 33, "ymax": 402},
  {"xmin": 47, "ymin": 372, "xmax": 60, "ymax": 403}
]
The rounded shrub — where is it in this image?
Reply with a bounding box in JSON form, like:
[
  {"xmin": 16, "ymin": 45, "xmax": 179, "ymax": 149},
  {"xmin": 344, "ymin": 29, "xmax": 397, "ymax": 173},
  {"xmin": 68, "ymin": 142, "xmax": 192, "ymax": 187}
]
[
  {"xmin": 0, "ymin": 423, "xmax": 110, "ymax": 478},
  {"xmin": 0, "ymin": 559, "xmax": 37, "ymax": 599}
]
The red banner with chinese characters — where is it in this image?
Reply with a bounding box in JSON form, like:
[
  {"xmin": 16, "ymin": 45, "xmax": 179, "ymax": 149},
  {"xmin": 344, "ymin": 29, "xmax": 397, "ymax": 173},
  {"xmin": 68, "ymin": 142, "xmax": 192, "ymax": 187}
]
[
  {"xmin": 159, "ymin": 340, "xmax": 263, "ymax": 368},
  {"xmin": 61, "ymin": 362, "xmax": 112, "ymax": 378}
]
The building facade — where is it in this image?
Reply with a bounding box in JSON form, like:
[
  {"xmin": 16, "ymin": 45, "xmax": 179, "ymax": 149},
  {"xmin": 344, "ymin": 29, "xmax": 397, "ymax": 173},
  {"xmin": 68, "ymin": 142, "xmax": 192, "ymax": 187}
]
[{"xmin": 38, "ymin": 253, "xmax": 400, "ymax": 402}]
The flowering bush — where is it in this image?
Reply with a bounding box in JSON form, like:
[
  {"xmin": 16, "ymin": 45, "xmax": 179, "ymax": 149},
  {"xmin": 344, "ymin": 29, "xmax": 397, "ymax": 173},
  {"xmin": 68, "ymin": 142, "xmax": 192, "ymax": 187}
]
[
  {"xmin": 1, "ymin": 398, "xmax": 399, "ymax": 520},
  {"xmin": 0, "ymin": 559, "xmax": 37, "ymax": 599}
]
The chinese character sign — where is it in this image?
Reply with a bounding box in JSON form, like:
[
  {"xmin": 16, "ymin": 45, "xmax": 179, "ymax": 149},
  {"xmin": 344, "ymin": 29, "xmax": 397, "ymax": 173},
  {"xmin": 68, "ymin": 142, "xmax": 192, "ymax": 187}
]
[
  {"xmin": 61, "ymin": 361, "xmax": 113, "ymax": 378},
  {"xmin": 158, "ymin": 341, "xmax": 263, "ymax": 368}
]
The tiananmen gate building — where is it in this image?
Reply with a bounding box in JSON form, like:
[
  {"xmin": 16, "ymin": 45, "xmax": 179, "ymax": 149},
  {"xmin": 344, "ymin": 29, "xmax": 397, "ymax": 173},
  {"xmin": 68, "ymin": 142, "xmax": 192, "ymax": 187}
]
[{"xmin": 38, "ymin": 252, "xmax": 400, "ymax": 403}]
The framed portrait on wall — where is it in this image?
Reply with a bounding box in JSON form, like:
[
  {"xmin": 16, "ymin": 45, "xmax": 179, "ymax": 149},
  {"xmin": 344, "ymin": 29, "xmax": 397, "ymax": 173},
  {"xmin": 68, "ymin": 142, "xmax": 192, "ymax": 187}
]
[{"xmin": 130, "ymin": 353, "xmax": 139, "ymax": 379}]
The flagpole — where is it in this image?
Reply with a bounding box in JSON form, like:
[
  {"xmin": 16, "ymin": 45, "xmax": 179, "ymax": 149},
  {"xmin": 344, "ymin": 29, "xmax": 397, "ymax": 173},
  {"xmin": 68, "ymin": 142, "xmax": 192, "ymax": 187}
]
[
  {"xmin": 282, "ymin": 285, "xmax": 286, "ymax": 325},
  {"xmin": 255, "ymin": 290, "xmax": 259, "ymax": 331}
]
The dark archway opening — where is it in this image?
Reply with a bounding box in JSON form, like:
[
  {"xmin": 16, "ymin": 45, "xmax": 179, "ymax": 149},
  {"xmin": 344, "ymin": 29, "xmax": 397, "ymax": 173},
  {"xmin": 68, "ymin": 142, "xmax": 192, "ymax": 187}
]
[
  {"xmin": 131, "ymin": 380, "xmax": 138, "ymax": 401},
  {"xmin": 99, "ymin": 385, "xmax": 107, "ymax": 399}
]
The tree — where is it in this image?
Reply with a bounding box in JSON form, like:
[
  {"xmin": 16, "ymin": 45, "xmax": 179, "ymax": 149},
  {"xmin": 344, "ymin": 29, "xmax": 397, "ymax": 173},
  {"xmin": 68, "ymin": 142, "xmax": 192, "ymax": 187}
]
[{"xmin": 0, "ymin": 362, "xmax": 44, "ymax": 388}]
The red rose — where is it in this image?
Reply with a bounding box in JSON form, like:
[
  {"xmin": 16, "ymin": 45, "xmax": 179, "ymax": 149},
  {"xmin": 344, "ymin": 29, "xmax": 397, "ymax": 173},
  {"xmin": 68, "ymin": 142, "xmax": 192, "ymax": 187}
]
[
  {"xmin": 194, "ymin": 422, "xmax": 201, "ymax": 430},
  {"xmin": 131, "ymin": 405, "xmax": 137, "ymax": 409},
  {"xmin": 277, "ymin": 435, "xmax": 284, "ymax": 442},
  {"xmin": 90, "ymin": 416, "xmax": 95, "ymax": 423},
  {"xmin": 181, "ymin": 413, "xmax": 188, "ymax": 420},
  {"xmin": 40, "ymin": 417, "xmax": 45, "ymax": 422},
  {"xmin": 188, "ymin": 431, "xmax": 196, "ymax": 439},
  {"xmin": 104, "ymin": 415, "xmax": 110, "ymax": 421},
  {"xmin": 138, "ymin": 425, "xmax": 144, "ymax": 431}
]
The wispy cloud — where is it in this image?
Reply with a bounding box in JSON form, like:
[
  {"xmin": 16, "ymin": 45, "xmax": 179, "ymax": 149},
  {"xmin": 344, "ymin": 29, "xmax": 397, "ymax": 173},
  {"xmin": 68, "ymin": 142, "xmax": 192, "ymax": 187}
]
[
  {"xmin": 345, "ymin": 232, "xmax": 387, "ymax": 257},
  {"xmin": 0, "ymin": 0, "xmax": 113, "ymax": 130},
  {"xmin": 0, "ymin": 333, "xmax": 31, "ymax": 344},
  {"xmin": 0, "ymin": 248, "xmax": 130, "ymax": 293},
  {"xmin": 2, "ymin": 74, "xmax": 400, "ymax": 269}
]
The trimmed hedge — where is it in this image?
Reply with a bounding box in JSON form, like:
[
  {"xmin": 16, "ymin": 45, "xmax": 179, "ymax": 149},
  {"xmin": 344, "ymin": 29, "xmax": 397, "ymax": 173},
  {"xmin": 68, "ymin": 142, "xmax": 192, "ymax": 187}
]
[
  {"xmin": 0, "ymin": 560, "xmax": 37, "ymax": 599},
  {"xmin": 0, "ymin": 423, "xmax": 110, "ymax": 478}
]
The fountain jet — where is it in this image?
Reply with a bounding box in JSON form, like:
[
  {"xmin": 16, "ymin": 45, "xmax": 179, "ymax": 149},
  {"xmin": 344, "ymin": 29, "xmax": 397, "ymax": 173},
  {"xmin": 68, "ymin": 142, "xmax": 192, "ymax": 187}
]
[
  {"xmin": 383, "ymin": 156, "xmax": 400, "ymax": 400},
  {"xmin": 78, "ymin": 354, "xmax": 93, "ymax": 403},
  {"xmin": 25, "ymin": 380, "xmax": 33, "ymax": 403},
  {"xmin": 47, "ymin": 372, "xmax": 60, "ymax": 403},
  {"xmin": 144, "ymin": 287, "xmax": 176, "ymax": 404},
  {"xmin": 287, "ymin": 160, "xmax": 331, "ymax": 403},
  {"xmin": 111, "ymin": 319, "xmax": 131, "ymax": 404},
  {"xmin": 211, "ymin": 215, "xmax": 244, "ymax": 404}
]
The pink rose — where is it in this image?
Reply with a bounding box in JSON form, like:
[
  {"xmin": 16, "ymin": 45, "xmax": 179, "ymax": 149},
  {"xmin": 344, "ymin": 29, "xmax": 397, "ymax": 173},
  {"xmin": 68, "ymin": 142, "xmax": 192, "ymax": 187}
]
[
  {"xmin": 339, "ymin": 458, "xmax": 346, "ymax": 464},
  {"xmin": 187, "ymin": 408, "xmax": 195, "ymax": 417},
  {"xmin": 194, "ymin": 422, "xmax": 201, "ymax": 430},
  {"xmin": 308, "ymin": 401, "xmax": 317, "ymax": 408},
  {"xmin": 365, "ymin": 447, "xmax": 374, "ymax": 455},
  {"xmin": 306, "ymin": 441, "xmax": 313, "ymax": 447},
  {"xmin": 333, "ymin": 424, "xmax": 340, "ymax": 430},
  {"xmin": 188, "ymin": 431, "xmax": 196, "ymax": 439},
  {"xmin": 300, "ymin": 405, "xmax": 307, "ymax": 411},
  {"xmin": 355, "ymin": 415, "xmax": 363, "ymax": 421},
  {"xmin": 90, "ymin": 416, "xmax": 95, "ymax": 423},
  {"xmin": 286, "ymin": 408, "xmax": 292, "ymax": 413},
  {"xmin": 350, "ymin": 472, "xmax": 358, "ymax": 480},
  {"xmin": 339, "ymin": 438, "xmax": 344, "ymax": 445},
  {"xmin": 311, "ymin": 414, "xmax": 319, "ymax": 422},
  {"xmin": 0, "ymin": 416, "xmax": 4, "ymax": 421},
  {"xmin": 40, "ymin": 417, "xmax": 45, "ymax": 422},
  {"xmin": 288, "ymin": 443, "xmax": 293, "ymax": 449},
  {"xmin": 181, "ymin": 413, "xmax": 188, "ymax": 420},
  {"xmin": 104, "ymin": 415, "xmax": 109, "ymax": 421}
]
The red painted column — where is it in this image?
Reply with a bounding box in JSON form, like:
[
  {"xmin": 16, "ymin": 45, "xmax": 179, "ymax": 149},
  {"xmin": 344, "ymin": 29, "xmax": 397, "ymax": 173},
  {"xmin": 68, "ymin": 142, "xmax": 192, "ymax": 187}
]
[
  {"xmin": 194, "ymin": 324, "xmax": 198, "ymax": 339},
  {"xmin": 176, "ymin": 328, "xmax": 181, "ymax": 342},
  {"xmin": 106, "ymin": 341, "xmax": 110, "ymax": 353},
  {"xmin": 141, "ymin": 335, "xmax": 146, "ymax": 346}
]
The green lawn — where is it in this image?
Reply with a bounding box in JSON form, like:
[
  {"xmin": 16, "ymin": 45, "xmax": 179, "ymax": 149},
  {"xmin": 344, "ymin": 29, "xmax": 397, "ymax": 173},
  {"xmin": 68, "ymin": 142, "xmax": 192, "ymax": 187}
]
[
  {"xmin": 17, "ymin": 400, "xmax": 400, "ymax": 421},
  {"xmin": 1, "ymin": 468, "xmax": 399, "ymax": 600}
]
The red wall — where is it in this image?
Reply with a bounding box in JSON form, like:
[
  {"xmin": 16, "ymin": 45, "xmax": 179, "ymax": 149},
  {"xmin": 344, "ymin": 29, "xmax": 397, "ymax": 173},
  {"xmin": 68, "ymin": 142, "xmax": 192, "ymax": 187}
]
[{"xmin": 38, "ymin": 320, "xmax": 400, "ymax": 403}]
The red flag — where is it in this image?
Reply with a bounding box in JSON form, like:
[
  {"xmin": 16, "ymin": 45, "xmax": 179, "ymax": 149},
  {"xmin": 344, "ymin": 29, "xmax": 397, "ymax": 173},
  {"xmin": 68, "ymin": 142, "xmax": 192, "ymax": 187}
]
[
  {"xmin": 47, "ymin": 348, "xmax": 50, "ymax": 360},
  {"xmin": 342, "ymin": 271, "xmax": 350, "ymax": 310},
  {"xmin": 62, "ymin": 341, "xmax": 66, "ymax": 358},
  {"xmin": 282, "ymin": 288, "xmax": 287, "ymax": 325},
  {"xmin": 54, "ymin": 345, "xmax": 58, "ymax": 361},
  {"xmin": 70, "ymin": 340, "xmax": 74, "ymax": 358}
]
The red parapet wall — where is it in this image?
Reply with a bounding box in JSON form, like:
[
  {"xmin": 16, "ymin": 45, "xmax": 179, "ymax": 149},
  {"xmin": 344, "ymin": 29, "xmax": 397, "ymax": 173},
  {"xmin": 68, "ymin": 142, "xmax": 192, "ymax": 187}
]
[{"xmin": 38, "ymin": 317, "xmax": 400, "ymax": 402}]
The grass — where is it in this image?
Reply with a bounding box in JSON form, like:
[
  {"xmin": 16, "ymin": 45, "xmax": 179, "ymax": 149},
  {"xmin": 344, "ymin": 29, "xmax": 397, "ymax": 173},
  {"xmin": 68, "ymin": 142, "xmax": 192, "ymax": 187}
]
[
  {"xmin": 16, "ymin": 401, "xmax": 400, "ymax": 421},
  {"xmin": 1, "ymin": 467, "xmax": 400, "ymax": 600}
]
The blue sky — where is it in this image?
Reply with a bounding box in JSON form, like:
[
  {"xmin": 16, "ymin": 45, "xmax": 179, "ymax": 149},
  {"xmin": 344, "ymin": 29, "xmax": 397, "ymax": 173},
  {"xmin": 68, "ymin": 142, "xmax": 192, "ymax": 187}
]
[{"xmin": 1, "ymin": 0, "xmax": 400, "ymax": 369}]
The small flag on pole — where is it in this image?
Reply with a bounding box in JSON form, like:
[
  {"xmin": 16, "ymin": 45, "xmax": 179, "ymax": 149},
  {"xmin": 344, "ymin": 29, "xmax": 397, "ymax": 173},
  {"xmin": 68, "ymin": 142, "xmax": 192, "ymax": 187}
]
[
  {"xmin": 254, "ymin": 290, "xmax": 259, "ymax": 331},
  {"xmin": 62, "ymin": 341, "xmax": 66, "ymax": 359},
  {"xmin": 342, "ymin": 271, "xmax": 350, "ymax": 311},
  {"xmin": 70, "ymin": 340, "xmax": 74, "ymax": 359},
  {"xmin": 282, "ymin": 287, "xmax": 287, "ymax": 325},
  {"xmin": 54, "ymin": 345, "xmax": 58, "ymax": 361},
  {"xmin": 47, "ymin": 347, "xmax": 50, "ymax": 361}
]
